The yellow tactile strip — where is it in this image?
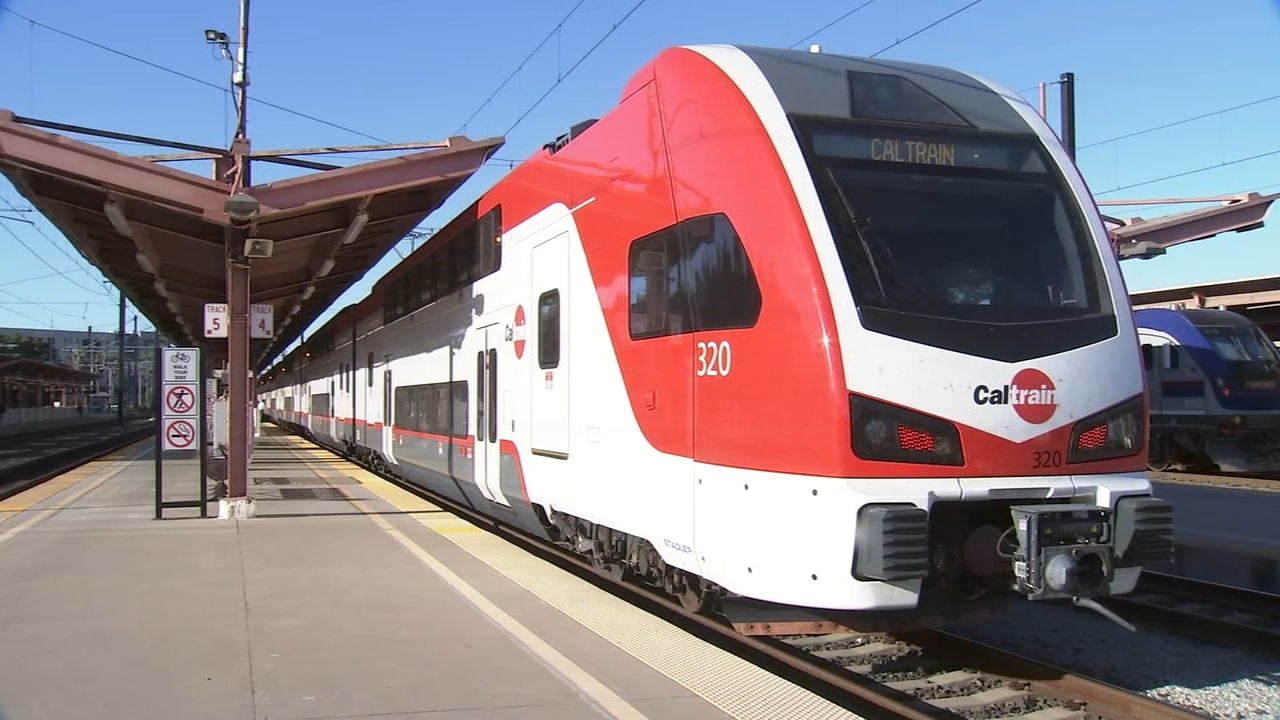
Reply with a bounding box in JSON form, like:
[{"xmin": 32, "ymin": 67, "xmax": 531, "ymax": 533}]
[
  {"xmin": 282, "ymin": 437, "xmax": 865, "ymax": 720},
  {"xmin": 0, "ymin": 443, "xmax": 147, "ymax": 520},
  {"xmin": 0, "ymin": 444, "xmax": 146, "ymax": 540}
]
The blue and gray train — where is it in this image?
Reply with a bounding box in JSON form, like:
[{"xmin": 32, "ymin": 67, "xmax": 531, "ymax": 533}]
[{"xmin": 1136, "ymin": 307, "xmax": 1280, "ymax": 473}]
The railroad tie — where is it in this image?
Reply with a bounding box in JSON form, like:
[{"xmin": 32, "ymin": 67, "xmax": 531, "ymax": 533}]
[
  {"xmin": 884, "ymin": 669, "xmax": 979, "ymax": 692},
  {"xmin": 929, "ymin": 686, "xmax": 1030, "ymax": 710},
  {"xmin": 810, "ymin": 642, "xmax": 899, "ymax": 660},
  {"xmin": 1010, "ymin": 708, "xmax": 1087, "ymax": 720}
]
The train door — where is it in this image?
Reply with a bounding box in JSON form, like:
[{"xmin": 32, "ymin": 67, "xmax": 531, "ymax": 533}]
[
  {"xmin": 329, "ymin": 378, "xmax": 336, "ymax": 439},
  {"xmin": 531, "ymin": 232, "xmax": 569, "ymax": 457},
  {"xmin": 474, "ymin": 325, "xmax": 506, "ymax": 506},
  {"xmin": 382, "ymin": 366, "xmax": 396, "ymax": 464},
  {"xmin": 362, "ymin": 352, "xmax": 374, "ymax": 448}
]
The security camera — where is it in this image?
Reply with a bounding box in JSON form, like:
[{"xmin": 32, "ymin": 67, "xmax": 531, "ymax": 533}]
[
  {"xmin": 244, "ymin": 238, "xmax": 274, "ymax": 258},
  {"xmin": 224, "ymin": 193, "xmax": 260, "ymax": 223}
]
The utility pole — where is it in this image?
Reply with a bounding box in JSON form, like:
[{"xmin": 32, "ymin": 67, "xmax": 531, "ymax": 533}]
[
  {"xmin": 117, "ymin": 289, "xmax": 125, "ymax": 422},
  {"xmin": 1059, "ymin": 71, "xmax": 1076, "ymax": 161},
  {"xmin": 222, "ymin": 0, "xmax": 254, "ymax": 515}
]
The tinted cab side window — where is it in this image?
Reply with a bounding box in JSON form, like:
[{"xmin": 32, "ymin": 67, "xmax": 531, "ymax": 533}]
[{"xmin": 627, "ymin": 213, "xmax": 761, "ymax": 340}]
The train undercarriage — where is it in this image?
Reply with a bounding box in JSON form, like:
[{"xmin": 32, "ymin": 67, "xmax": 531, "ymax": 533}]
[{"xmin": 275, "ymin": 418, "xmax": 1168, "ymax": 635}]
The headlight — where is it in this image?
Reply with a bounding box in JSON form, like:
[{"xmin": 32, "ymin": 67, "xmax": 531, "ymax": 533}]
[
  {"xmin": 850, "ymin": 394, "xmax": 964, "ymax": 466},
  {"xmin": 1067, "ymin": 394, "xmax": 1144, "ymax": 464}
]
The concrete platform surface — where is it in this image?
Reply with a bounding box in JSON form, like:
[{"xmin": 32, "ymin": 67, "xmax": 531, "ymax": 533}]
[{"xmin": 0, "ymin": 426, "xmax": 868, "ymax": 720}]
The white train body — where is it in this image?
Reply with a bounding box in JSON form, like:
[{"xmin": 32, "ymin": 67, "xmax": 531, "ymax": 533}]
[{"xmin": 260, "ymin": 44, "xmax": 1173, "ymax": 625}]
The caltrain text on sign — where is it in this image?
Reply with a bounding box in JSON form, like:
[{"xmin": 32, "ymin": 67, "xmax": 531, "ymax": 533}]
[{"xmin": 870, "ymin": 137, "xmax": 956, "ymax": 166}]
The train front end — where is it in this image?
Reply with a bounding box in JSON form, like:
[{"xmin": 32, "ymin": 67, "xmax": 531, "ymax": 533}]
[
  {"xmin": 699, "ymin": 46, "xmax": 1173, "ymax": 623},
  {"xmin": 1140, "ymin": 308, "xmax": 1280, "ymax": 473}
]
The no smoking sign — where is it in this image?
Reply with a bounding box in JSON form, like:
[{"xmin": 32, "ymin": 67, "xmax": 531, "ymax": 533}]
[{"xmin": 163, "ymin": 418, "xmax": 196, "ymax": 451}]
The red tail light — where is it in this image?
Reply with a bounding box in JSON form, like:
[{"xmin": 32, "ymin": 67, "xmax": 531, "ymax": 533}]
[
  {"xmin": 1067, "ymin": 394, "xmax": 1144, "ymax": 463},
  {"xmin": 1076, "ymin": 424, "xmax": 1108, "ymax": 449},
  {"xmin": 897, "ymin": 426, "xmax": 936, "ymax": 452},
  {"xmin": 851, "ymin": 394, "xmax": 963, "ymax": 466}
]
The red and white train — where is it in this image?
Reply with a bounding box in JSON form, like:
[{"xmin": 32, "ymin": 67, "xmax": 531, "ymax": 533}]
[{"xmin": 259, "ymin": 44, "xmax": 1173, "ymax": 628}]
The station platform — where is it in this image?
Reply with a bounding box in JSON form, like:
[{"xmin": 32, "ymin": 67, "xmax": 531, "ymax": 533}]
[{"xmin": 0, "ymin": 426, "xmax": 864, "ymax": 720}]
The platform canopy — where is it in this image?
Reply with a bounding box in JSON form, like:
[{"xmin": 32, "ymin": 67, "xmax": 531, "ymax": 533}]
[
  {"xmin": 1130, "ymin": 274, "xmax": 1280, "ymax": 340},
  {"xmin": 0, "ymin": 110, "xmax": 503, "ymax": 370},
  {"xmin": 0, "ymin": 355, "xmax": 97, "ymax": 383}
]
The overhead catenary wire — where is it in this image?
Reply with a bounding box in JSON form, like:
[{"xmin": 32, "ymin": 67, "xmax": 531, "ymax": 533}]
[
  {"xmin": 1094, "ymin": 147, "xmax": 1280, "ymax": 196},
  {"xmin": 453, "ymin": 0, "xmax": 590, "ymax": 136},
  {"xmin": 789, "ymin": 0, "xmax": 881, "ymax": 49},
  {"xmin": 502, "ymin": 0, "xmax": 650, "ymax": 137},
  {"xmin": 0, "ymin": 213, "xmax": 115, "ymax": 297},
  {"xmin": 0, "ymin": 288, "xmax": 86, "ymax": 320},
  {"xmin": 0, "ymin": 6, "xmax": 391, "ymax": 144},
  {"xmin": 0, "ymin": 196, "xmax": 110, "ymax": 294},
  {"xmin": 869, "ymin": 0, "xmax": 986, "ymax": 57},
  {"xmin": 1080, "ymin": 93, "xmax": 1280, "ymax": 151}
]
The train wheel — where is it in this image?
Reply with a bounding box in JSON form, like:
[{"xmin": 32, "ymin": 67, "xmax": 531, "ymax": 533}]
[
  {"xmin": 677, "ymin": 575, "xmax": 719, "ymax": 614},
  {"xmin": 590, "ymin": 551, "xmax": 629, "ymax": 582}
]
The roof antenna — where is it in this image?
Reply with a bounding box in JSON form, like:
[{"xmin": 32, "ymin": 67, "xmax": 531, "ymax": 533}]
[{"xmin": 809, "ymin": 43, "xmax": 822, "ymax": 53}]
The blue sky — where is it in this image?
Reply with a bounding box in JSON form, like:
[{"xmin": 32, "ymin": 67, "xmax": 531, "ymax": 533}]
[{"xmin": 0, "ymin": 0, "xmax": 1278, "ymax": 361}]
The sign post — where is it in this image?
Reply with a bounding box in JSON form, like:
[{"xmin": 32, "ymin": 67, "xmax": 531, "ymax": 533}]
[{"xmin": 155, "ymin": 346, "xmax": 207, "ymax": 519}]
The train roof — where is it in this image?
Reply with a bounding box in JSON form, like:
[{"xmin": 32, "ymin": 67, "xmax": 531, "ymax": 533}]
[
  {"xmin": 728, "ymin": 44, "xmax": 1032, "ymax": 133},
  {"xmin": 1135, "ymin": 306, "xmax": 1260, "ymax": 331},
  {"xmin": 263, "ymin": 43, "xmax": 1040, "ymax": 379}
]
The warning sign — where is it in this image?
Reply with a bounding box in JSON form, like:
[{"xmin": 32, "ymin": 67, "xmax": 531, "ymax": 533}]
[
  {"xmin": 165, "ymin": 384, "xmax": 198, "ymax": 416},
  {"xmin": 163, "ymin": 418, "xmax": 196, "ymax": 451}
]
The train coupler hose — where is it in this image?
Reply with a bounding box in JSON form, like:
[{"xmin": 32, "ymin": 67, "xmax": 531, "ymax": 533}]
[{"xmin": 1072, "ymin": 595, "xmax": 1136, "ymax": 632}]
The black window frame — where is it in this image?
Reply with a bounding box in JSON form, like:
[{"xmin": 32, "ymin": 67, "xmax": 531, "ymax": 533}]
[
  {"xmin": 538, "ymin": 289, "xmax": 561, "ymax": 369},
  {"xmin": 791, "ymin": 115, "xmax": 1117, "ymax": 363},
  {"xmin": 383, "ymin": 205, "xmax": 503, "ymax": 325},
  {"xmin": 392, "ymin": 380, "xmax": 469, "ymax": 438},
  {"xmin": 627, "ymin": 212, "xmax": 762, "ymax": 341}
]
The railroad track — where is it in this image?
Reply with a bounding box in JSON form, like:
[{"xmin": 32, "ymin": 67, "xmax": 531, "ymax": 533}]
[
  {"xmin": 1149, "ymin": 470, "xmax": 1280, "ymax": 492},
  {"xmin": 1102, "ymin": 571, "xmax": 1280, "ymax": 655},
  {"xmin": 774, "ymin": 628, "xmax": 1209, "ymax": 720},
  {"xmin": 0, "ymin": 420, "xmax": 155, "ymax": 501},
  {"xmin": 280, "ymin": 423, "xmax": 1207, "ymax": 720}
]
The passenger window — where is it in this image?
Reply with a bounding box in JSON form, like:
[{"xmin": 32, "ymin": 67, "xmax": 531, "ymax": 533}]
[
  {"xmin": 627, "ymin": 213, "xmax": 761, "ymax": 340},
  {"xmin": 682, "ymin": 214, "xmax": 762, "ymax": 331},
  {"xmin": 538, "ymin": 289, "xmax": 561, "ymax": 369},
  {"xmin": 1141, "ymin": 344, "xmax": 1153, "ymax": 370},
  {"xmin": 367, "ymin": 352, "xmax": 374, "ymax": 387},
  {"xmin": 629, "ymin": 227, "xmax": 685, "ymax": 339}
]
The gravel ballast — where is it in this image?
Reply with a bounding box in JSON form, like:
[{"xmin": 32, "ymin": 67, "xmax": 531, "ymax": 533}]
[{"xmin": 941, "ymin": 600, "xmax": 1280, "ymax": 719}]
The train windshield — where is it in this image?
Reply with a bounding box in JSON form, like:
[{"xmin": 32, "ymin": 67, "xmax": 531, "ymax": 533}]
[
  {"xmin": 1198, "ymin": 324, "xmax": 1280, "ymax": 367},
  {"xmin": 793, "ymin": 118, "xmax": 1116, "ymax": 362}
]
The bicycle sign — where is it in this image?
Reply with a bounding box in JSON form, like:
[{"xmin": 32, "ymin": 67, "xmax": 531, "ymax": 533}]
[{"xmin": 163, "ymin": 347, "xmax": 199, "ymax": 383}]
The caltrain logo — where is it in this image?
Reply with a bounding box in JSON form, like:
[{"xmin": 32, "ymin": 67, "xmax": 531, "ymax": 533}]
[
  {"xmin": 510, "ymin": 304, "xmax": 526, "ymax": 359},
  {"xmin": 972, "ymin": 368, "xmax": 1058, "ymax": 424}
]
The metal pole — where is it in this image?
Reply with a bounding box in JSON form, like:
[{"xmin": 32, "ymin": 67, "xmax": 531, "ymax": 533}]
[
  {"xmin": 1059, "ymin": 72, "xmax": 1075, "ymax": 160},
  {"xmin": 199, "ymin": 351, "xmax": 208, "ymax": 518},
  {"xmin": 154, "ymin": 345, "xmax": 163, "ymax": 520},
  {"xmin": 132, "ymin": 316, "xmax": 138, "ymax": 408},
  {"xmin": 1038, "ymin": 82, "xmax": 1047, "ymax": 119},
  {"xmin": 117, "ymin": 289, "xmax": 125, "ymax": 422},
  {"xmin": 225, "ymin": 0, "xmax": 253, "ymax": 506}
]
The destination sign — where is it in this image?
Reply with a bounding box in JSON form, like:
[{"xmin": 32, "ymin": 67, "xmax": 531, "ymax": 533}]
[{"xmin": 811, "ymin": 129, "xmax": 1046, "ymax": 173}]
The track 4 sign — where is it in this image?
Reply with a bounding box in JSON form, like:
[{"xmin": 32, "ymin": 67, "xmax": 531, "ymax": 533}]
[{"xmin": 204, "ymin": 303, "xmax": 275, "ymax": 339}]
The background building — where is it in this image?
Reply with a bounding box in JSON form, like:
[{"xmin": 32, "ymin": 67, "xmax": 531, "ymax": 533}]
[{"xmin": 0, "ymin": 326, "xmax": 168, "ymax": 412}]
